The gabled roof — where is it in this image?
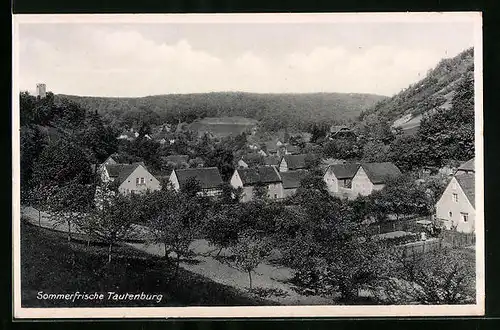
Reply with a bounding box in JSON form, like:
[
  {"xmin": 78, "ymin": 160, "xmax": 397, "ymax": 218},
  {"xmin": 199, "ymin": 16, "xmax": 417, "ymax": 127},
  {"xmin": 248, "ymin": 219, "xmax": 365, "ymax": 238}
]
[
  {"xmin": 455, "ymin": 173, "xmax": 475, "ymax": 208},
  {"xmin": 263, "ymin": 155, "xmax": 281, "ymax": 166},
  {"xmin": 105, "ymin": 162, "xmax": 145, "ymax": 179},
  {"xmin": 174, "ymin": 167, "xmax": 223, "ymax": 190},
  {"xmin": 162, "ymin": 155, "xmax": 189, "ymax": 164},
  {"xmin": 359, "ymin": 162, "xmax": 402, "ymax": 184},
  {"xmin": 282, "ymin": 154, "xmax": 307, "ymax": 170},
  {"xmin": 286, "ymin": 145, "xmax": 300, "ymax": 154},
  {"xmin": 237, "ymin": 166, "xmax": 281, "ymax": 186},
  {"xmin": 327, "ymin": 163, "xmax": 360, "ymax": 179},
  {"xmin": 280, "ymin": 170, "xmax": 309, "ymax": 189},
  {"xmin": 457, "ymin": 158, "xmax": 475, "ymax": 172}
]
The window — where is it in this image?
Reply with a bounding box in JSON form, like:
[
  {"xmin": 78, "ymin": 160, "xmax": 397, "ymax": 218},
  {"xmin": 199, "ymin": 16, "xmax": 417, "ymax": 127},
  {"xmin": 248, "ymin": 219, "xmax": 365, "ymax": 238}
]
[
  {"xmin": 345, "ymin": 179, "xmax": 352, "ymax": 189},
  {"xmin": 140, "ymin": 177, "xmax": 145, "ymax": 184},
  {"xmin": 274, "ymin": 194, "xmax": 278, "ymax": 199},
  {"xmin": 135, "ymin": 178, "xmax": 139, "ymax": 185},
  {"xmin": 449, "ymin": 211, "xmax": 453, "ymax": 218},
  {"xmin": 461, "ymin": 212, "xmax": 469, "ymax": 222},
  {"xmin": 452, "ymin": 193, "xmax": 458, "ymax": 202}
]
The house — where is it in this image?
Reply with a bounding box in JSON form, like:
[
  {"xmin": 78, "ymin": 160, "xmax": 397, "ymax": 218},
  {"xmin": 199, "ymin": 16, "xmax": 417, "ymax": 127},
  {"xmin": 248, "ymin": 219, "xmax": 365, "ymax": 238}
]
[
  {"xmin": 161, "ymin": 155, "xmax": 189, "ymax": 168},
  {"xmin": 237, "ymin": 158, "xmax": 249, "ymax": 169},
  {"xmin": 323, "ymin": 163, "xmax": 361, "ymax": 196},
  {"xmin": 280, "ymin": 170, "xmax": 308, "ymax": 198},
  {"xmin": 279, "ymin": 154, "xmax": 307, "ymax": 172},
  {"xmin": 230, "ymin": 166, "xmax": 283, "ymax": 202},
  {"xmin": 101, "ymin": 162, "xmax": 161, "ymax": 195},
  {"xmin": 169, "ymin": 167, "xmax": 224, "ymax": 197},
  {"xmin": 329, "ymin": 125, "xmax": 356, "ymax": 140},
  {"xmin": 285, "ymin": 145, "xmax": 300, "ymax": 155},
  {"xmin": 455, "ymin": 158, "xmax": 475, "ymax": 175},
  {"xmin": 263, "ymin": 155, "xmax": 281, "ymax": 167},
  {"xmin": 435, "ymin": 172, "xmax": 475, "ymax": 233},
  {"xmin": 351, "ymin": 162, "xmax": 402, "ymax": 196}
]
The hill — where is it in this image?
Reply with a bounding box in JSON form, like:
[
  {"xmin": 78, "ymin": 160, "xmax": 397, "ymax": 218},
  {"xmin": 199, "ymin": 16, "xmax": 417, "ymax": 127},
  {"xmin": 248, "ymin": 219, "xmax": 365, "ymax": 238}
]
[
  {"xmin": 54, "ymin": 92, "xmax": 387, "ymax": 132},
  {"xmin": 359, "ymin": 47, "xmax": 474, "ymax": 135}
]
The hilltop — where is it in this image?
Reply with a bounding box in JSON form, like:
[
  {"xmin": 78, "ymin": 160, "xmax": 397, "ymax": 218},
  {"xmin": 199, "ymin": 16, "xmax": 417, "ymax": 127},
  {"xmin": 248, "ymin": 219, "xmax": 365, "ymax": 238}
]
[
  {"xmin": 359, "ymin": 47, "xmax": 474, "ymax": 135},
  {"xmin": 54, "ymin": 92, "xmax": 387, "ymax": 132}
]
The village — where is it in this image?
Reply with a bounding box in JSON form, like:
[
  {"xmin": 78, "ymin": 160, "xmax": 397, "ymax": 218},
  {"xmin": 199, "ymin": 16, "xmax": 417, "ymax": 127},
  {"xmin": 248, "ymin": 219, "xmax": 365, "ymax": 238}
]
[{"xmin": 19, "ymin": 80, "xmax": 477, "ymax": 307}]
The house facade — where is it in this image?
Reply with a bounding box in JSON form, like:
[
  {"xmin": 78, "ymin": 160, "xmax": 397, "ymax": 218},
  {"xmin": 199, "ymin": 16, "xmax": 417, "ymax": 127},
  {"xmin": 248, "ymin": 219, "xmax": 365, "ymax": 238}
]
[
  {"xmin": 435, "ymin": 173, "xmax": 475, "ymax": 233},
  {"xmin": 323, "ymin": 163, "xmax": 360, "ymax": 198},
  {"xmin": 351, "ymin": 162, "xmax": 402, "ymax": 196},
  {"xmin": 230, "ymin": 166, "xmax": 283, "ymax": 202},
  {"xmin": 101, "ymin": 162, "xmax": 161, "ymax": 195},
  {"xmin": 279, "ymin": 154, "xmax": 307, "ymax": 172},
  {"xmin": 280, "ymin": 170, "xmax": 308, "ymax": 198},
  {"xmin": 169, "ymin": 167, "xmax": 224, "ymax": 197}
]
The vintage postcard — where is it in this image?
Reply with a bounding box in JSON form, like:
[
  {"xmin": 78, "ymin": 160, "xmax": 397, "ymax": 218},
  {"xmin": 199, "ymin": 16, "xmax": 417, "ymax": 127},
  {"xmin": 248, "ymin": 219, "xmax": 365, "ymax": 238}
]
[{"xmin": 12, "ymin": 12, "xmax": 484, "ymax": 319}]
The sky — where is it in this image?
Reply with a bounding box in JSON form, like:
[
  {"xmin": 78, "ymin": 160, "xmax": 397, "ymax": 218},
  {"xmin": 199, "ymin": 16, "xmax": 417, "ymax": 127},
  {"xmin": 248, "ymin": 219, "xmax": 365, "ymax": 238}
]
[{"xmin": 17, "ymin": 17, "xmax": 476, "ymax": 97}]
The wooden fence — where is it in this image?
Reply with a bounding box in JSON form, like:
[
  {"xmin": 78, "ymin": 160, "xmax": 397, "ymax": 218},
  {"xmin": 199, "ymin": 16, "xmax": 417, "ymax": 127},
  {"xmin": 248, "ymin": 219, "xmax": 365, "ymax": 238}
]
[
  {"xmin": 398, "ymin": 238, "xmax": 442, "ymax": 257},
  {"xmin": 440, "ymin": 230, "xmax": 476, "ymax": 248},
  {"xmin": 367, "ymin": 215, "xmax": 430, "ymax": 235}
]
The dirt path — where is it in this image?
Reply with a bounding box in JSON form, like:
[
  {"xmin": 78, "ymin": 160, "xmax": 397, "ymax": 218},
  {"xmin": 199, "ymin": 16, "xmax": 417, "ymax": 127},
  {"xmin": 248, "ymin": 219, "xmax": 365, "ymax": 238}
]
[{"xmin": 20, "ymin": 206, "xmax": 334, "ymax": 305}]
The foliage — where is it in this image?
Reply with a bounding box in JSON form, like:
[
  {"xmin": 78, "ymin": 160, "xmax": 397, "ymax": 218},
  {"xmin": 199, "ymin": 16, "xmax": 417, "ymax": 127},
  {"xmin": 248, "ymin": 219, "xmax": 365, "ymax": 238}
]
[
  {"xmin": 84, "ymin": 187, "xmax": 136, "ymax": 263},
  {"xmin": 231, "ymin": 230, "xmax": 272, "ymax": 289},
  {"xmin": 362, "ymin": 140, "xmax": 390, "ymax": 163},
  {"xmin": 371, "ymin": 175, "xmax": 430, "ymax": 220},
  {"xmin": 56, "ymin": 92, "xmax": 386, "ymax": 133},
  {"xmin": 203, "ymin": 207, "xmax": 241, "ymax": 257},
  {"xmin": 380, "ymin": 248, "xmax": 476, "ymax": 304}
]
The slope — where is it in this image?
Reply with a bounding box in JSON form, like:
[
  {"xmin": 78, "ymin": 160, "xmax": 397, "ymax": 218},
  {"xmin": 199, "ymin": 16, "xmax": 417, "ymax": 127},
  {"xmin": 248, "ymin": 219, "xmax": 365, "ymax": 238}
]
[
  {"xmin": 359, "ymin": 47, "xmax": 474, "ymax": 135},
  {"xmin": 54, "ymin": 92, "xmax": 387, "ymax": 132}
]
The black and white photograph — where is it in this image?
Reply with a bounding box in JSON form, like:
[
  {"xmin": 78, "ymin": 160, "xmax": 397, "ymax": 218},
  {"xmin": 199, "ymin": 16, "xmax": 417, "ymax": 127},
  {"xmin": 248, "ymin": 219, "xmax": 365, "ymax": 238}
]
[{"xmin": 12, "ymin": 13, "xmax": 483, "ymax": 318}]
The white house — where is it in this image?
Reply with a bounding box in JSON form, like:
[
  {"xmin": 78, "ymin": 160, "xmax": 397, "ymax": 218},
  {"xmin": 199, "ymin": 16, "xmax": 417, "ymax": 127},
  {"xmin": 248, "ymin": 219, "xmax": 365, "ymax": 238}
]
[
  {"xmin": 280, "ymin": 170, "xmax": 308, "ymax": 198},
  {"xmin": 279, "ymin": 154, "xmax": 307, "ymax": 172},
  {"xmin": 230, "ymin": 166, "xmax": 283, "ymax": 202},
  {"xmin": 435, "ymin": 173, "xmax": 475, "ymax": 233},
  {"xmin": 101, "ymin": 162, "xmax": 161, "ymax": 195},
  {"xmin": 323, "ymin": 163, "xmax": 360, "ymax": 198},
  {"xmin": 455, "ymin": 158, "xmax": 475, "ymax": 176},
  {"xmin": 351, "ymin": 162, "xmax": 402, "ymax": 196},
  {"xmin": 169, "ymin": 167, "xmax": 224, "ymax": 197}
]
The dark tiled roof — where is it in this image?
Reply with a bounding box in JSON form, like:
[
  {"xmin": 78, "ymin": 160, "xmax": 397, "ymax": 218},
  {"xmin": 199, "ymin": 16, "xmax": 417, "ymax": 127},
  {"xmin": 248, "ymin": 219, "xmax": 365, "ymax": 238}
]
[
  {"xmin": 457, "ymin": 158, "xmax": 475, "ymax": 172},
  {"xmin": 280, "ymin": 170, "xmax": 309, "ymax": 189},
  {"xmin": 175, "ymin": 167, "xmax": 223, "ymax": 189},
  {"xmin": 263, "ymin": 156, "xmax": 280, "ymax": 166},
  {"xmin": 162, "ymin": 155, "xmax": 189, "ymax": 164},
  {"xmin": 286, "ymin": 145, "xmax": 300, "ymax": 154},
  {"xmin": 105, "ymin": 162, "xmax": 146, "ymax": 185},
  {"xmin": 237, "ymin": 166, "xmax": 281, "ymax": 186},
  {"xmin": 455, "ymin": 173, "xmax": 475, "ymax": 208},
  {"xmin": 282, "ymin": 154, "xmax": 307, "ymax": 170},
  {"xmin": 327, "ymin": 163, "xmax": 360, "ymax": 179},
  {"xmin": 360, "ymin": 162, "xmax": 402, "ymax": 184}
]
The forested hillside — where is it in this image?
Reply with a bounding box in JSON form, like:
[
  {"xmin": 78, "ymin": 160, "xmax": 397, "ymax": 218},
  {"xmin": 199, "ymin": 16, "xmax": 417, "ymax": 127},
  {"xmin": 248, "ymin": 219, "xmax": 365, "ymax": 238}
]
[
  {"xmin": 54, "ymin": 92, "xmax": 387, "ymax": 132},
  {"xmin": 359, "ymin": 47, "xmax": 474, "ymax": 134}
]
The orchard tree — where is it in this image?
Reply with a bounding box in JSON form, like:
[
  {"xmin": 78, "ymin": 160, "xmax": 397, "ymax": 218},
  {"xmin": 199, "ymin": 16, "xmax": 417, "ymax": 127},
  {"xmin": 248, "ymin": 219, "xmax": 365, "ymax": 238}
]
[
  {"xmin": 203, "ymin": 207, "xmax": 241, "ymax": 257},
  {"xmin": 231, "ymin": 230, "xmax": 272, "ymax": 290},
  {"xmin": 86, "ymin": 189, "xmax": 136, "ymax": 263},
  {"xmin": 362, "ymin": 140, "xmax": 390, "ymax": 163}
]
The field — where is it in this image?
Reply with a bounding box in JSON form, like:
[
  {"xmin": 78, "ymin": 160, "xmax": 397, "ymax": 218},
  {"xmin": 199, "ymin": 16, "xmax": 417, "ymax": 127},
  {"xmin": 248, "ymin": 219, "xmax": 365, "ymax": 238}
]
[
  {"xmin": 188, "ymin": 116, "xmax": 258, "ymax": 137},
  {"xmin": 20, "ymin": 221, "xmax": 273, "ymax": 307}
]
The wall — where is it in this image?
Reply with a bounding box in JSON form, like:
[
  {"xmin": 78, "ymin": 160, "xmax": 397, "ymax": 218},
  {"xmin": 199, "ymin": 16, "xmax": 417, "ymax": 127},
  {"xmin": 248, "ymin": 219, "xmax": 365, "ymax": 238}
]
[
  {"xmin": 119, "ymin": 165, "xmax": 161, "ymax": 194},
  {"xmin": 323, "ymin": 171, "xmax": 339, "ymax": 193},
  {"xmin": 283, "ymin": 187, "xmax": 297, "ymax": 198},
  {"xmin": 168, "ymin": 170, "xmax": 180, "ymax": 191},
  {"xmin": 268, "ymin": 182, "xmax": 284, "ymax": 199},
  {"xmin": 436, "ymin": 177, "xmax": 475, "ymax": 233},
  {"xmin": 279, "ymin": 158, "xmax": 288, "ymax": 172},
  {"xmin": 352, "ymin": 167, "xmax": 374, "ymax": 196}
]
